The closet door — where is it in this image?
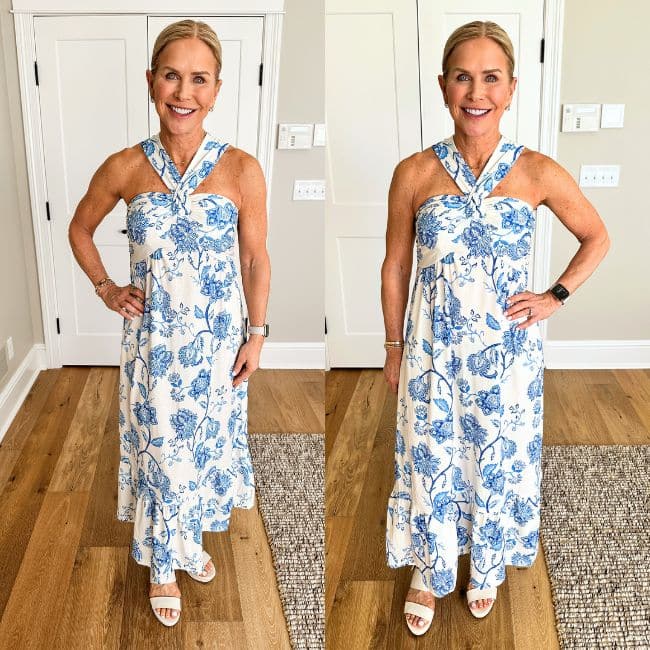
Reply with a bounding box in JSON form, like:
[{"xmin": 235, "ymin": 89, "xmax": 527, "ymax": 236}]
[
  {"xmin": 36, "ymin": 15, "xmax": 264, "ymax": 365},
  {"xmin": 147, "ymin": 16, "xmax": 263, "ymax": 155},
  {"xmin": 325, "ymin": 0, "xmax": 422, "ymax": 367},
  {"xmin": 35, "ymin": 15, "xmax": 149, "ymax": 366}
]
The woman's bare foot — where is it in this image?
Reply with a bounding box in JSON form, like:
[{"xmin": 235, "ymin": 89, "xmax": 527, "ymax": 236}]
[
  {"xmin": 404, "ymin": 587, "xmax": 435, "ymax": 630},
  {"xmin": 466, "ymin": 582, "xmax": 494, "ymax": 612},
  {"xmin": 149, "ymin": 580, "xmax": 181, "ymax": 621}
]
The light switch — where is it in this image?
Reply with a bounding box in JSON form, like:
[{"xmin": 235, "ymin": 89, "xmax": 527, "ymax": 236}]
[
  {"xmin": 579, "ymin": 165, "xmax": 620, "ymax": 188},
  {"xmin": 293, "ymin": 180, "xmax": 325, "ymax": 200},
  {"xmin": 313, "ymin": 123, "xmax": 326, "ymax": 147},
  {"xmin": 601, "ymin": 104, "xmax": 625, "ymax": 128}
]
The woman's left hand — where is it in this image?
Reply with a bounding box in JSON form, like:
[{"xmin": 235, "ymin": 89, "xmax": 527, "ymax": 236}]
[
  {"xmin": 505, "ymin": 290, "xmax": 562, "ymax": 330},
  {"xmin": 232, "ymin": 336, "xmax": 263, "ymax": 387}
]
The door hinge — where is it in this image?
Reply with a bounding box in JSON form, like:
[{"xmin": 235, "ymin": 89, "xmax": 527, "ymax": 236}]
[
  {"xmin": 56, "ymin": 317, "xmax": 60, "ymax": 334},
  {"xmin": 45, "ymin": 201, "xmax": 51, "ymax": 221},
  {"xmin": 540, "ymin": 38, "xmax": 545, "ymax": 64},
  {"xmin": 258, "ymin": 62, "xmax": 263, "ymax": 86},
  {"xmin": 324, "ymin": 317, "xmax": 327, "ymax": 335},
  {"xmin": 34, "ymin": 61, "xmax": 39, "ymax": 86}
]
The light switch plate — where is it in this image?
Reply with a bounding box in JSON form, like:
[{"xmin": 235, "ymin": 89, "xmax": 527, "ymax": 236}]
[
  {"xmin": 579, "ymin": 165, "xmax": 620, "ymax": 187},
  {"xmin": 313, "ymin": 123, "xmax": 326, "ymax": 147},
  {"xmin": 601, "ymin": 104, "xmax": 625, "ymax": 128},
  {"xmin": 293, "ymin": 180, "xmax": 325, "ymax": 200}
]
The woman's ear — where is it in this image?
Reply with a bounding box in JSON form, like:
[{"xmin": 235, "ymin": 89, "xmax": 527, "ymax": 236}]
[{"xmin": 437, "ymin": 74, "xmax": 447, "ymax": 105}]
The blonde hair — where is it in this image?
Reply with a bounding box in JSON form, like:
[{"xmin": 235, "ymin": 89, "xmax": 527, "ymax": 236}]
[
  {"xmin": 151, "ymin": 20, "xmax": 223, "ymax": 80},
  {"xmin": 442, "ymin": 21, "xmax": 515, "ymax": 79}
]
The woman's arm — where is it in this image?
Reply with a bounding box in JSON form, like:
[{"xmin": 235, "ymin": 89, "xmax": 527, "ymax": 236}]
[
  {"xmin": 505, "ymin": 154, "xmax": 610, "ymax": 328},
  {"xmin": 68, "ymin": 152, "xmax": 145, "ymax": 318},
  {"xmin": 381, "ymin": 159, "xmax": 417, "ymax": 393},
  {"xmin": 232, "ymin": 152, "xmax": 271, "ymax": 387}
]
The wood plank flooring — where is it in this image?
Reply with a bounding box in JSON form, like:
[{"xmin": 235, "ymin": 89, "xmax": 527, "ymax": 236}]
[
  {"xmin": 326, "ymin": 369, "xmax": 650, "ymax": 650},
  {"xmin": 0, "ymin": 367, "xmax": 323, "ymax": 650}
]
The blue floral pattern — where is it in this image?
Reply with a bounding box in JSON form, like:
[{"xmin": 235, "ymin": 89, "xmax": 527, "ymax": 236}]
[
  {"xmin": 117, "ymin": 132, "xmax": 255, "ymax": 583},
  {"xmin": 386, "ymin": 136, "xmax": 544, "ymax": 596}
]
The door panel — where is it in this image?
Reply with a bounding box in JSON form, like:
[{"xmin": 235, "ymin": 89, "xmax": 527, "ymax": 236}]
[
  {"xmin": 35, "ymin": 15, "xmax": 149, "ymax": 365},
  {"xmin": 325, "ymin": 0, "xmax": 421, "ymax": 367}
]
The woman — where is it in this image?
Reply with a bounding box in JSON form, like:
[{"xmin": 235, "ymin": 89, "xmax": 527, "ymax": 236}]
[
  {"xmin": 381, "ymin": 21, "xmax": 609, "ymax": 635},
  {"xmin": 68, "ymin": 20, "xmax": 270, "ymax": 626}
]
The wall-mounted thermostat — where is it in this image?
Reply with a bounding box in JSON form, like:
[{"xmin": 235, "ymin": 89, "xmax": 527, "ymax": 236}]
[
  {"xmin": 278, "ymin": 123, "xmax": 314, "ymax": 149},
  {"xmin": 562, "ymin": 104, "xmax": 601, "ymax": 132}
]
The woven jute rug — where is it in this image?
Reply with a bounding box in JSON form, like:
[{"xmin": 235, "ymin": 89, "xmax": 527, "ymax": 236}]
[
  {"xmin": 540, "ymin": 445, "xmax": 650, "ymax": 649},
  {"xmin": 249, "ymin": 433, "xmax": 324, "ymax": 650}
]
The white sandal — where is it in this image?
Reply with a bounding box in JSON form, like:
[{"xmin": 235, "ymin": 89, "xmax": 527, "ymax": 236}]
[
  {"xmin": 466, "ymin": 585, "xmax": 497, "ymax": 618},
  {"xmin": 149, "ymin": 595, "xmax": 182, "ymax": 626},
  {"xmin": 404, "ymin": 568, "xmax": 435, "ymax": 636},
  {"xmin": 187, "ymin": 550, "xmax": 216, "ymax": 583}
]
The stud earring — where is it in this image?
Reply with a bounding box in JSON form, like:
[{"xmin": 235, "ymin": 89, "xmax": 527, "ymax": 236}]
[
  {"xmin": 150, "ymin": 95, "xmax": 154, "ymax": 103},
  {"xmin": 209, "ymin": 106, "xmax": 214, "ymax": 112},
  {"xmin": 506, "ymin": 105, "xmax": 511, "ymax": 111},
  {"xmin": 444, "ymin": 103, "xmax": 448, "ymax": 108}
]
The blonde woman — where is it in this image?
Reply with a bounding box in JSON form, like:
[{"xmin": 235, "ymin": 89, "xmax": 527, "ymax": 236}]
[
  {"xmin": 68, "ymin": 20, "xmax": 270, "ymax": 626},
  {"xmin": 381, "ymin": 21, "xmax": 609, "ymax": 635}
]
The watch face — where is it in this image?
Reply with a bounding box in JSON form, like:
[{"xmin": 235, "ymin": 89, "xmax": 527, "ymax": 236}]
[{"xmin": 552, "ymin": 284, "xmax": 570, "ymax": 300}]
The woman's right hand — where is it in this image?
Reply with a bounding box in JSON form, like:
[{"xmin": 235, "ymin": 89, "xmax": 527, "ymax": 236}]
[
  {"xmin": 98, "ymin": 283, "xmax": 145, "ymax": 320},
  {"xmin": 383, "ymin": 349, "xmax": 403, "ymax": 394}
]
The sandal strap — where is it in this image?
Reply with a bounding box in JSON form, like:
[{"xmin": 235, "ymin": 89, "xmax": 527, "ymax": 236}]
[
  {"xmin": 150, "ymin": 596, "xmax": 182, "ymax": 610},
  {"xmin": 404, "ymin": 601, "xmax": 434, "ymax": 622},
  {"xmin": 467, "ymin": 586, "xmax": 497, "ymax": 602}
]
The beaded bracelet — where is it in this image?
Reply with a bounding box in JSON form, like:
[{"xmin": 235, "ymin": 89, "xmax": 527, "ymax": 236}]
[{"xmin": 94, "ymin": 277, "xmax": 115, "ymax": 296}]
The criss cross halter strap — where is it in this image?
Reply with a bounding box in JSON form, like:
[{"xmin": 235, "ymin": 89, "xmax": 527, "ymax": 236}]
[
  {"xmin": 433, "ymin": 135, "xmax": 525, "ymax": 213},
  {"xmin": 141, "ymin": 132, "xmax": 230, "ymax": 215}
]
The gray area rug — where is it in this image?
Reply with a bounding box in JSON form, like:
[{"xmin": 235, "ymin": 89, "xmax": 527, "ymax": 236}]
[
  {"xmin": 249, "ymin": 433, "xmax": 324, "ymax": 650},
  {"xmin": 540, "ymin": 445, "xmax": 650, "ymax": 649}
]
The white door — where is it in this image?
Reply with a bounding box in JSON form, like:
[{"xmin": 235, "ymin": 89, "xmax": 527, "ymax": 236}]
[
  {"xmin": 325, "ymin": 1, "xmax": 544, "ymax": 367},
  {"xmin": 325, "ymin": 0, "xmax": 422, "ymax": 367},
  {"xmin": 36, "ymin": 15, "xmax": 263, "ymax": 366}
]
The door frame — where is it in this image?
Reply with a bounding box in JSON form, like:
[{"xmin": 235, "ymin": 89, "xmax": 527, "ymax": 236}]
[{"xmin": 12, "ymin": 1, "xmax": 284, "ymax": 368}]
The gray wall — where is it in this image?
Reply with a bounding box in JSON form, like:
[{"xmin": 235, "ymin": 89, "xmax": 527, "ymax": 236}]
[
  {"xmin": 548, "ymin": 2, "xmax": 650, "ymax": 341},
  {"xmin": 267, "ymin": 0, "xmax": 324, "ymax": 343},
  {"xmin": 0, "ymin": 1, "xmax": 43, "ymax": 392}
]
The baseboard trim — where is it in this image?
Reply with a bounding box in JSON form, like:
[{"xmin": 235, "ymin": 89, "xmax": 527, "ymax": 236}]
[
  {"xmin": 0, "ymin": 343, "xmax": 47, "ymax": 443},
  {"xmin": 260, "ymin": 342, "xmax": 325, "ymax": 369},
  {"xmin": 544, "ymin": 340, "xmax": 650, "ymax": 369}
]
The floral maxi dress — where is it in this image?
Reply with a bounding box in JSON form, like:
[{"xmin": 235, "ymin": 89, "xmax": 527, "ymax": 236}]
[
  {"xmin": 386, "ymin": 136, "xmax": 544, "ymax": 596},
  {"xmin": 117, "ymin": 132, "xmax": 255, "ymax": 584}
]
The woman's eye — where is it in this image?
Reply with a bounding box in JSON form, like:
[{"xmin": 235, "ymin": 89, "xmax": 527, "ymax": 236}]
[
  {"xmin": 165, "ymin": 72, "xmax": 178, "ymax": 80},
  {"xmin": 457, "ymin": 73, "xmax": 470, "ymax": 81},
  {"xmin": 194, "ymin": 76, "xmax": 206, "ymax": 84},
  {"xmin": 486, "ymin": 74, "xmax": 498, "ymax": 82}
]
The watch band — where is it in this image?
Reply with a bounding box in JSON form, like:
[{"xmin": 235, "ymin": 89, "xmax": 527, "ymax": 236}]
[{"xmin": 244, "ymin": 318, "xmax": 269, "ymax": 337}]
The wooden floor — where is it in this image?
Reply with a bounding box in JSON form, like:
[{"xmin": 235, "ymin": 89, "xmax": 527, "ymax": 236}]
[
  {"xmin": 326, "ymin": 369, "xmax": 650, "ymax": 650},
  {"xmin": 0, "ymin": 367, "xmax": 323, "ymax": 650}
]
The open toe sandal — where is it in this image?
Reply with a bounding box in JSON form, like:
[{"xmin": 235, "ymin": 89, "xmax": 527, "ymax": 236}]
[
  {"xmin": 404, "ymin": 568, "xmax": 435, "ymax": 636},
  {"xmin": 466, "ymin": 585, "xmax": 497, "ymax": 618},
  {"xmin": 187, "ymin": 550, "xmax": 216, "ymax": 583},
  {"xmin": 149, "ymin": 595, "xmax": 182, "ymax": 627}
]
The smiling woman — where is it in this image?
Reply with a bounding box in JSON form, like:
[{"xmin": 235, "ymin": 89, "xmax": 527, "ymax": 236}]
[
  {"xmin": 380, "ymin": 20, "xmax": 609, "ymax": 637},
  {"xmin": 66, "ymin": 18, "xmax": 271, "ymax": 628}
]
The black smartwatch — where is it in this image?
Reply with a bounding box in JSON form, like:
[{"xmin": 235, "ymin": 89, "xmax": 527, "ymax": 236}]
[{"xmin": 549, "ymin": 283, "xmax": 570, "ymax": 304}]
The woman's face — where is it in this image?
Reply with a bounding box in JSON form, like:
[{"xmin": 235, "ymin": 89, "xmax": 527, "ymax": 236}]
[
  {"xmin": 438, "ymin": 37, "xmax": 516, "ymax": 140},
  {"xmin": 147, "ymin": 37, "xmax": 222, "ymax": 137}
]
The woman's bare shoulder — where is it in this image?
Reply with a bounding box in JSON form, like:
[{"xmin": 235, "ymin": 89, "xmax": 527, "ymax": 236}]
[{"xmin": 518, "ymin": 148, "xmax": 566, "ymax": 182}]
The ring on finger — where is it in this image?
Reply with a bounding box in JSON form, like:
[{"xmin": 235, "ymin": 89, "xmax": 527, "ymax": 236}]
[{"xmin": 527, "ymin": 307, "xmax": 532, "ymax": 318}]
